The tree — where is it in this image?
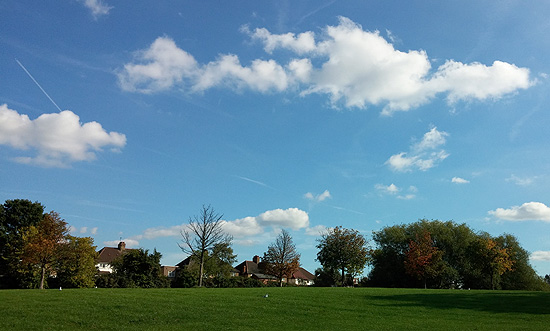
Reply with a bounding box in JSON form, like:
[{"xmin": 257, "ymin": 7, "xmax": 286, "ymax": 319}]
[
  {"xmin": 316, "ymin": 226, "xmax": 369, "ymax": 286},
  {"xmin": 404, "ymin": 230, "xmax": 442, "ymax": 289},
  {"xmin": 55, "ymin": 236, "xmax": 98, "ymax": 288},
  {"xmin": 368, "ymin": 220, "xmax": 542, "ymax": 290},
  {"xmin": 474, "ymin": 237, "xmax": 514, "ymax": 290},
  {"xmin": 110, "ymin": 248, "xmax": 169, "ymax": 288},
  {"xmin": 314, "ymin": 267, "xmax": 340, "ymax": 287},
  {"xmin": 179, "ymin": 205, "xmax": 231, "ymax": 287},
  {"xmin": 0, "ymin": 199, "xmax": 44, "ymax": 288},
  {"xmin": 185, "ymin": 241, "xmax": 238, "ymax": 280},
  {"xmin": 262, "ymin": 229, "xmax": 300, "ymax": 287},
  {"xmin": 20, "ymin": 211, "xmax": 69, "ymax": 289}
]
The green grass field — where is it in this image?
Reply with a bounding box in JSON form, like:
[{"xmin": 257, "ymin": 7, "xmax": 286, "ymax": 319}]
[{"xmin": 1, "ymin": 287, "xmax": 549, "ymax": 330}]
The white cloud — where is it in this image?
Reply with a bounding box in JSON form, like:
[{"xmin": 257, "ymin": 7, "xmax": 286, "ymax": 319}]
[
  {"xmin": 221, "ymin": 216, "xmax": 263, "ymax": 238},
  {"xmin": 127, "ymin": 208, "xmax": 309, "ymax": 243},
  {"xmin": 489, "ymin": 202, "xmax": 550, "ymax": 221},
  {"xmin": 375, "ymin": 183, "xmax": 400, "ymax": 195},
  {"xmin": 452, "ymin": 177, "xmax": 470, "ymax": 184},
  {"xmin": 304, "ymin": 190, "xmax": 332, "ymax": 202},
  {"xmin": 376, "ymin": 184, "xmax": 417, "ymax": 200},
  {"xmin": 243, "ymin": 26, "xmax": 316, "ymax": 55},
  {"xmin": 90, "ymin": 227, "xmax": 98, "ymax": 235},
  {"xmin": 386, "ymin": 127, "xmax": 449, "ymax": 172},
  {"xmin": 0, "ymin": 104, "xmax": 126, "ymax": 167},
  {"xmin": 506, "ymin": 174, "xmax": 535, "ymax": 186},
  {"xmin": 257, "ymin": 208, "xmax": 309, "ymax": 230},
  {"xmin": 222, "ymin": 208, "xmax": 309, "ymax": 237},
  {"xmin": 119, "ymin": 17, "xmax": 533, "ymax": 113},
  {"xmin": 81, "ymin": 0, "xmax": 112, "ymax": 19},
  {"xmin": 530, "ymin": 251, "xmax": 550, "ymax": 261}
]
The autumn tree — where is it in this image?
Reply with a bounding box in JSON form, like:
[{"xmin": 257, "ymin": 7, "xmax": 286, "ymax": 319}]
[
  {"xmin": 20, "ymin": 211, "xmax": 69, "ymax": 289},
  {"xmin": 404, "ymin": 230, "xmax": 442, "ymax": 289},
  {"xmin": 474, "ymin": 237, "xmax": 514, "ymax": 290},
  {"xmin": 179, "ymin": 205, "xmax": 232, "ymax": 287},
  {"xmin": 262, "ymin": 229, "xmax": 300, "ymax": 287},
  {"xmin": 316, "ymin": 226, "xmax": 369, "ymax": 286}
]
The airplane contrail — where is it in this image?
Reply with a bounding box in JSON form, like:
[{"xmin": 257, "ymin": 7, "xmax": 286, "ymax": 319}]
[{"xmin": 15, "ymin": 58, "xmax": 63, "ymax": 112}]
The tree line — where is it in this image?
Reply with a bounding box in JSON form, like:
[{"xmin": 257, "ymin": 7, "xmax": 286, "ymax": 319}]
[
  {"xmin": 0, "ymin": 199, "xmax": 97, "ymax": 289},
  {"xmin": 2, "ymin": 200, "xmax": 549, "ymax": 290}
]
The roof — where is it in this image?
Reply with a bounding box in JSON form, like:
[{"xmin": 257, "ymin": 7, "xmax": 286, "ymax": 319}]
[
  {"xmin": 234, "ymin": 260, "xmax": 261, "ymax": 275},
  {"xmin": 291, "ymin": 267, "xmax": 315, "ymax": 281},
  {"xmin": 97, "ymin": 246, "xmax": 135, "ymax": 263}
]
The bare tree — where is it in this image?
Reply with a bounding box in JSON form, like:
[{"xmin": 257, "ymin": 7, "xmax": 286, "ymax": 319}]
[
  {"xmin": 179, "ymin": 205, "xmax": 231, "ymax": 287},
  {"xmin": 262, "ymin": 229, "xmax": 300, "ymax": 287}
]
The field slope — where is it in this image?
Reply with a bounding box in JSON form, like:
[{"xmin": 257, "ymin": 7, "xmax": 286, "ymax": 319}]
[{"xmin": 1, "ymin": 287, "xmax": 549, "ymax": 330}]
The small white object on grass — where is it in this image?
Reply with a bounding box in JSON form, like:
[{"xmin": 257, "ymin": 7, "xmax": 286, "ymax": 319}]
[
  {"xmin": 59, "ymin": 287, "xmax": 62, "ymax": 291},
  {"xmin": 264, "ymin": 294, "xmax": 268, "ymax": 298}
]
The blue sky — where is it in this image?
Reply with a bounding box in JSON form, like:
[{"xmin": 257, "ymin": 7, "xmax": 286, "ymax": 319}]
[{"xmin": 1, "ymin": 0, "xmax": 550, "ymax": 276}]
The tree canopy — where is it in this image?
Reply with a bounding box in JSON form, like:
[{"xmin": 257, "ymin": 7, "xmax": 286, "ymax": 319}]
[
  {"xmin": 262, "ymin": 229, "xmax": 300, "ymax": 287},
  {"xmin": 110, "ymin": 248, "xmax": 169, "ymax": 288},
  {"xmin": 316, "ymin": 226, "xmax": 370, "ymax": 286},
  {"xmin": 1, "ymin": 199, "xmax": 98, "ymax": 289},
  {"xmin": 368, "ymin": 220, "xmax": 548, "ymax": 290},
  {"xmin": 0, "ymin": 199, "xmax": 44, "ymax": 288}
]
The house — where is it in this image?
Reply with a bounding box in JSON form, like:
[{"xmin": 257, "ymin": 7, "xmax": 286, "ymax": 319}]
[
  {"xmin": 288, "ymin": 267, "xmax": 315, "ymax": 286},
  {"xmin": 161, "ymin": 266, "xmax": 178, "ymax": 279},
  {"xmin": 96, "ymin": 242, "xmax": 134, "ymax": 274},
  {"xmin": 234, "ymin": 255, "xmax": 277, "ymax": 284}
]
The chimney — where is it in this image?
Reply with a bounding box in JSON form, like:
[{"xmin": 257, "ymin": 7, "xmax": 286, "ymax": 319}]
[
  {"xmin": 253, "ymin": 255, "xmax": 260, "ymax": 264},
  {"xmin": 118, "ymin": 242, "xmax": 126, "ymax": 251}
]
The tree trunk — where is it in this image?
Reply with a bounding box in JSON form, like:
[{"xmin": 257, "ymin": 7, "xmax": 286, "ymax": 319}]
[
  {"xmin": 424, "ymin": 277, "xmax": 427, "ymax": 289},
  {"xmin": 39, "ymin": 265, "xmax": 46, "ymax": 290},
  {"xmin": 341, "ymin": 268, "xmax": 345, "ymax": 287},
  {"xmin": 198, "ymin": 250, "xmax": 205, "ymax": 287}
]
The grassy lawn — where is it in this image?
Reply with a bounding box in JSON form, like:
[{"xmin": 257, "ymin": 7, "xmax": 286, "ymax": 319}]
[{"xmin": 1, "ymin": 287, "xmax": 549, "ymax": 330}]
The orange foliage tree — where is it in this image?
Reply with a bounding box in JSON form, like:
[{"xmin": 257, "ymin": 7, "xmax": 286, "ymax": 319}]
[
  {"xmin": 477, "ymin": 238, "xmax": 514, "ymax": 289},
  {"xmin": 404, "ymin": 230, "xmax": 442, "ymax": 289},
  {"xmin": 262, "ymin": 229, "xmax": 300, "ymax": 287},
  {"xmin": 20, "ymin": 211, "xmax": 69, "ymax": 289}
]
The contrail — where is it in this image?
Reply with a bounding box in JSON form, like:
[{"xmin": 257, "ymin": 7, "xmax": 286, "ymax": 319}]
[{"xmin": 15, "ymin": 58, "xmax": 63, "ymax": 112}]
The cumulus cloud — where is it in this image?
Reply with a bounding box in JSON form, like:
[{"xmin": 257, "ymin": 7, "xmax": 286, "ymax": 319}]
[
  {"xmin": 452, "ymin": 177, "xmax": 470, "ymax": 184},
  {"xmin": 257, "ymin": 208, "xmax": 309, "ymax": 230},
  {"xmin": 223, "ymin": 208, "xmax": 309, "ymax": 237},
  {"xmin": 530, "ymin": 251, "xmax": 550, "ymax": 261},
  {"xmin": 80, "ymin": 0, "xmax": 112, "ymax": 19},
  {"xmin": 0, "ymin": 104, "xmax": 126, "ymax": 167},
  {"xmin": 119, "ymin": 17, "xmax": 533, "ymax": 113},
  {"xmin": 489, "ymin": 202, "xmax": 550, "ymax": 221},
  {"xmin": 243, "ymin": 26, "xmax": 316, "ymax": 55},
  {"xmin": 375, "ymin": 183, "xmax": 400, "ymax": 195},
  {"xmin": 126, "ymin": 208, "xmax": 309, "ymax": 244},
  {"xmin": 304, "ymin": 190, "xmax": 332, "ymax": 202},
  {"xmin": 386, "ymin": 127, "xmax": 449, "ymax": 172}
]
